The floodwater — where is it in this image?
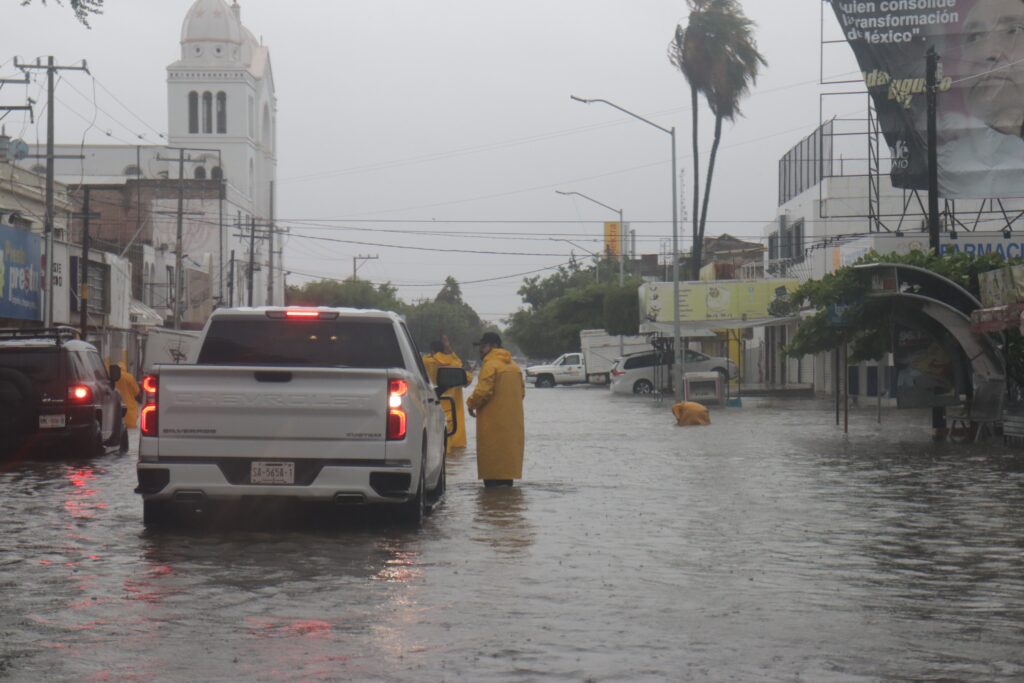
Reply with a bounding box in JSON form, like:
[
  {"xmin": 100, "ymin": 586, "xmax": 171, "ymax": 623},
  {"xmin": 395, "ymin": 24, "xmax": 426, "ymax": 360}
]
[{"xmin": 2, "ymin": 388, "xmax": 1024, "ymax": 682}]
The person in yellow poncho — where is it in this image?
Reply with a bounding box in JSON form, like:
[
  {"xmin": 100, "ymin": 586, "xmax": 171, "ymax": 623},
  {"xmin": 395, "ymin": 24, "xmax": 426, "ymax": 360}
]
[
  {"xmin": 114, "ymin": 360, "xmax": 140, "ymax": 429},
  {"xmin": 672, "ymin": 401, "xmax": 710, "ymax": 426},
  {"xmin": 421, "ymin": 335, "xmax": 472, "ymax": 450},
  {"xmin": 466, "ymin": 332, "xmax": 525, "ymax": 488}
]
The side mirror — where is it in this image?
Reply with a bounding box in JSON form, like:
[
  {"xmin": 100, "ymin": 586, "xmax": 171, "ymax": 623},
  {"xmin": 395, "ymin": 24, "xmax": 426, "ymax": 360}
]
[
  {"xmin": 436, "ymin": 366, "xmax": 469, "ymax": 393},
  {"xmin": 108, "ymin": 364, "xmax": 122, "ymax": 383}
]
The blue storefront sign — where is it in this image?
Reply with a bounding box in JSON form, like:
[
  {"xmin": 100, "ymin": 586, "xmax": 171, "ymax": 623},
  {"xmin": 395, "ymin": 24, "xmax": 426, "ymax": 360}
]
[
  {"xmin": 0, "ymin": 224, "xmax": 43, "ymax": 321},
  {"xmin": 940, "ymin": 240, "xmax": 1024, "ymax": 260}
]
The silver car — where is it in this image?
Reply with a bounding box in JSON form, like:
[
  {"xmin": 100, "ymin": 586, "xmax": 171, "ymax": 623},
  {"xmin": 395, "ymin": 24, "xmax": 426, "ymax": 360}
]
[{"xmin": 609, "ymin": 349, "xmax": 738, "ymax": 396}]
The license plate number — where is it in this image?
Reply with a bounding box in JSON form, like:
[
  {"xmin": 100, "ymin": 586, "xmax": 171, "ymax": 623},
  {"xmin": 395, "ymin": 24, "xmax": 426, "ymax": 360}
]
[
  {"xmin": 39, "ymin": 414, "xmax": 66, "ymax": 429},
  {"xmin": 250, "ymin": 461, "xmax": 294, "ymax": 485}
]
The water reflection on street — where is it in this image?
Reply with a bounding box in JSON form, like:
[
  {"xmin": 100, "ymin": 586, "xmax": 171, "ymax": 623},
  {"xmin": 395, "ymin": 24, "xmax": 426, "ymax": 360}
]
[{"xmin": 2, "ymin": 388, "xmax": 1024, "ymax": 681}]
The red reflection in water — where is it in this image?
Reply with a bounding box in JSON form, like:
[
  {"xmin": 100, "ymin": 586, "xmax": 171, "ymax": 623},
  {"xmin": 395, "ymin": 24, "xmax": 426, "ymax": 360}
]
[
  {"xmin": 247, "ymin": 617, "xmax": 334, "ymax": 639},
  {"xmin": 63, "ymin": 466, "xmax": 103, "ymax": 520}
]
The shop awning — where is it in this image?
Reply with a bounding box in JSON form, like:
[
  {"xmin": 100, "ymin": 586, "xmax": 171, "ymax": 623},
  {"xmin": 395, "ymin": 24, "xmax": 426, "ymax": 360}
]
[{"xmin": 129, "ymin": 299, "xmax": 164, "ymax": 327}]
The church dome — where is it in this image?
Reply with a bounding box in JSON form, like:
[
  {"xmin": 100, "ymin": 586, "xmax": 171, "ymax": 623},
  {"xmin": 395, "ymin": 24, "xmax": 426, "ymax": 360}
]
[{"xmin": 181, "ymin": 0, "xmax": 242, "ymax": 46}]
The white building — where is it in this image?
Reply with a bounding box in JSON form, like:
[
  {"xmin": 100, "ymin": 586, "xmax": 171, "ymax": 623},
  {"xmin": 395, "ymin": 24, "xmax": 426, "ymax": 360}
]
[
  {"xmin": 19, "ymin": 0, "xmax": 281, "ymax": 327},
  {"xmin": 755, "ymin": 124, "xmax": 1024, "ymax": 398}
]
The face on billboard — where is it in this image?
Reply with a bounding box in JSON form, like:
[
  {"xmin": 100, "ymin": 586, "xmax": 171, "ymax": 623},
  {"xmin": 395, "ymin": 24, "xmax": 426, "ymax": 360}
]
[{"xmin": 961, "ymin": 0, "xmax": 1024, "ymax": 136}]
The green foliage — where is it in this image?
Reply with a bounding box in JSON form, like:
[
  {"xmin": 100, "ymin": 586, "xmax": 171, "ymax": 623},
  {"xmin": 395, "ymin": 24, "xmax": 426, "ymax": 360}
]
[
  {"xmin": 21, "ymin": 0, "xmax": 102, "ymax": 26},
  {"xmin": 787, "ymin": 250, "xmax": 1024, "ymax": 385},
  {"xmin": 405, "ymin": 298, "xmax": 487, "ymax": 360},
  {"xmin": 285, "ymin": 278, "xmax": 406, "ymax": 312},
  {"xmin": 507, "ymin": 259, "xmax": 642, "ymax": 358}
]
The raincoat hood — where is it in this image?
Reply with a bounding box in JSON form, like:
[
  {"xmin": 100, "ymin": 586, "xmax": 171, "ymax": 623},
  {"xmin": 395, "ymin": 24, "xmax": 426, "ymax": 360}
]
[{"xmin": 485, "ymin": 348, "xmax": 514, "ymax": 365}]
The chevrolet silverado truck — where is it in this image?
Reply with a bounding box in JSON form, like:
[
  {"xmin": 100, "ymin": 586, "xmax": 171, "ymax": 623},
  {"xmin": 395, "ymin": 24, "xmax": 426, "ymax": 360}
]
[{"xmin": 135, "ymin": 307, "xmax": 467, "ymax": 527}]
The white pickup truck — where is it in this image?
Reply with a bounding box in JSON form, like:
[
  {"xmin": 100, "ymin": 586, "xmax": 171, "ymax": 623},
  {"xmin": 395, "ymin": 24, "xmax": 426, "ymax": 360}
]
[
  {"xmin": 525, "ymin": 330, "xmax": 653, "ymax": 387},
  {"xmin": 135, "ymin": 307, "xmax": 467, "ymax": 527}
]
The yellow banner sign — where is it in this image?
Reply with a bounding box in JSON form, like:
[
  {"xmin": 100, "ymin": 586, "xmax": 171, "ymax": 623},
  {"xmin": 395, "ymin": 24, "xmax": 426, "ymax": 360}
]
[
  {"xmin": 604, "ymin": 222, "xmax": 621, "ymax": 257},
  {"xmin": 640, "ymin": 280, "xmax": 800, "ymax": 324}
]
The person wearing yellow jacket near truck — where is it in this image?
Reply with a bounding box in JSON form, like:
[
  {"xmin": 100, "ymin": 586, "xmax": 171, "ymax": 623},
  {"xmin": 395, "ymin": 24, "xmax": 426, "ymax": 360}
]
[
  {"xmin": 114, "ymin": 360, "xmax": 140, "ymax": 428},
  {"xmin": 466, "ymin": 332, "xmax": 525, "ymax": 488},
  {"xmin": 422, "ymin": 335, "xmax": 472, "ymax": 449}
]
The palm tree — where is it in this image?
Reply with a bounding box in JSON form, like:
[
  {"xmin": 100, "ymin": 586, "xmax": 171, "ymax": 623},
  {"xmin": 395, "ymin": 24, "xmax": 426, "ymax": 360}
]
[{"xmin": 669, "ymin": 0, "xmax": 766, "ymax": 280}]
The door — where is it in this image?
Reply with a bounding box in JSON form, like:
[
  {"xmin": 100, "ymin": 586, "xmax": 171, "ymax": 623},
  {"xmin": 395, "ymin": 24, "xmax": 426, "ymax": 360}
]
[
  {"xmin": 85, "ymin": 350, "xmax": 119, "ymax": 441},
  {"xmin": 558, "ymin": 353, "xmax": 584, "ymax": 383}
]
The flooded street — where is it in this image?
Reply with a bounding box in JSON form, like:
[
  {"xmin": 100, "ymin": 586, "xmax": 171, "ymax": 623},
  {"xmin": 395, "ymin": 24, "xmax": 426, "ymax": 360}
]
[{"xmin": 3, "ymin": 387, "xmax": 1024, "ymax": 682}]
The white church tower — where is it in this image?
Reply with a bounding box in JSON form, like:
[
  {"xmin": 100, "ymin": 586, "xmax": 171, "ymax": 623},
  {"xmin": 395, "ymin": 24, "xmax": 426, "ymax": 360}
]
[{"xmin": 167, "ymin": 0, "xmax": 276, "ymax": 218}]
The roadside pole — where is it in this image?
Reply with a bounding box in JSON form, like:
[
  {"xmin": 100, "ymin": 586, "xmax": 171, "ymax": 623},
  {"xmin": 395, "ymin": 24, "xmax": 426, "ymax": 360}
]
[{"xmin": 926, "ymin": 46, "xmax": 947, "ymax": 439}]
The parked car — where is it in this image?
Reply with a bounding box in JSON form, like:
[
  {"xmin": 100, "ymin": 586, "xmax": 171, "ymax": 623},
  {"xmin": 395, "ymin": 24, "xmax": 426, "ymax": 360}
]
[
  {"xmin": 609, "ymin": 349, "xmax": 738, "ymax": 396},
  {"xmin": 0, "ymin": 327, "xmax": 129, "ymax": 457},
  {"xmin": 136, "ymin": 307, "xmax": 468, "ymax": 527}
]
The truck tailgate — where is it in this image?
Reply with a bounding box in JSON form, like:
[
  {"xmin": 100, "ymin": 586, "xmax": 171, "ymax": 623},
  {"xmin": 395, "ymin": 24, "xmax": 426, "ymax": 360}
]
[{"xmin": 155, "ymin": 365, "xmax": 389, "ymax": 459}]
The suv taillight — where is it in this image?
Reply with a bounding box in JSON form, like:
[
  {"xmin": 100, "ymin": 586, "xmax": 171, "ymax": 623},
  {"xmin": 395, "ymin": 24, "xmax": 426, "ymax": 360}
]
[
  {"xmin": 611, "ymin": 369, "xmax": 625, "ymax": 377},
  {"xmin": 386, "ymin": 379, "xmax": 408, "ymax": 441},
  {"xmin": 140, "ymin": 374, "xmax": 159, "ymax": 437},
  {"xmin": 68, "ymin": 384, "xmax": 92, "ymax": 403}
]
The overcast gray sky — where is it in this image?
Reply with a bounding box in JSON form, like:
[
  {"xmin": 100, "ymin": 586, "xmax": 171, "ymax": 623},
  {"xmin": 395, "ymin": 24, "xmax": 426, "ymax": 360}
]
[{"xmin": 6, "ymin": 0, "xmax": 859, "ymax": 322}]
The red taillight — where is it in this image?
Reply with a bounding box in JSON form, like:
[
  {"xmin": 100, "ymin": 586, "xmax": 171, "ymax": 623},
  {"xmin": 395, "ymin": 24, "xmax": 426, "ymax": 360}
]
[
  {"xmin": 68, "ymin": 384, "xmax": 92, "ymax": 403},
  {"xmin": 285, "ymin": 310, "xmax": 320, "ymax": 319},
  {"xmin": 140, "ymin": 404, "xmax": 159, "ymax": 437},
  {"xmin": 611, "ymin": 369, "xmax": 625, "ymax": 377},
  {"xmin": 141, "ymin": 375, "xmax": 159, "ymax": 437},
  {"xmin": 386, "ymin": 379, "xmax": 409, "ymax": 440}
]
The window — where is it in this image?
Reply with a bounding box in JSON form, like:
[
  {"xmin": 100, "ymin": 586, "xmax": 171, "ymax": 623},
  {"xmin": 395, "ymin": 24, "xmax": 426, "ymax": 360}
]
[
  {"xmin": 211, "ymin": 166, "xmax": 223, "ymax": 180},
  {"xmin": 401, "ymin": 323, "xmax": 431, "ymax": 384},
  {"xmin": 560, "ymin": 354, "xmax": 582, "ymax": 366},
  {"xmin": 197, "ymin": 319, "xmax": 405, "ymax": 368},
  {"xmin": 202, "ymin": 92, "xmax": 213, "ymax": 134},
  {"xmin": 123, "ymin": 164, "xmax": 141, "ymax": 176},
  {"xmin": 624, "ymin": 354, "xmax": 657, "ymax": 370},
  {"xmin": 188, "ymin": 91, "xmax": 199, "ymax": 134},
  {"xmin": 216, "ymin": 92, "xmax": 227, "ymax": 134},
  {"xmin": 194, "ymin": 166, "xmax": 207, "ymax": 180}
]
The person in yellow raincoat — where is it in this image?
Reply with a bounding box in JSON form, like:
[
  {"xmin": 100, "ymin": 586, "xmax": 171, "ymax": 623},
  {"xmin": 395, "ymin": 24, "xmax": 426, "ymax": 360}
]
[
  {"xmin": 114, "ymin": 360, "xmax": 140, "ymax": 429},
  {"xmin": 672, "ymin": 401, "xmax": 710, "ymax": 426},
  {"xmin": 466, "ymin": 332, "xmax": 525, "ymax": 488},
  {"xmin": 422, "ymin": 335, "xmax": 472, "ymax": 449}
]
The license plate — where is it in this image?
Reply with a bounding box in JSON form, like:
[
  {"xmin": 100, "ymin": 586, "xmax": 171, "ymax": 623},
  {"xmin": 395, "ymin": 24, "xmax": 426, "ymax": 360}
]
[
  {"xmin": 39, "ymin": 414, "xmax": 66, "ymax": 429},
  {"xmin": 250, "ymin": 461, "xmax": 295, "ymax": 485}
]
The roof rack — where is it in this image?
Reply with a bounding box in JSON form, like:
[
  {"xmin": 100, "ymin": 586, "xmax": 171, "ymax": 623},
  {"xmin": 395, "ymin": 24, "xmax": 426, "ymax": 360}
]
[{"xmin": 0, "ymin": 326, "xmax": 82, "ymax": 345}]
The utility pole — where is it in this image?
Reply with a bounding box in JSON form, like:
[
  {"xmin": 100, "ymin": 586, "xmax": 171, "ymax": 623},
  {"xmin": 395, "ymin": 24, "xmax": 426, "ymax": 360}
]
[
  {"xmin": 926, "ymin": 47, "xmax": 941, "ymax": 254},
  {"xmin": 15, "ymin": 57, "xmax": 89, "ymax": 327},
  {"xmin": 228, "ymin": 250, "xmax": 235, "ymax": 307},
  {"xmin": 925, "ymin": 46, "xmax": 946, "ymax": 439},
  {"xmin": 352, "ymin": 254, "xmax": 378, "ymax": 280},
  {"xmin": 248, "ymin": 216, "xmax": 257, "ymax": 307},
  {"xmin": 266, "ymin": 180, "xmax": 275, "ymax": 306},
  {"xmin": 71, "ymin": 188, "xmax": 100, "ymax": 338}
]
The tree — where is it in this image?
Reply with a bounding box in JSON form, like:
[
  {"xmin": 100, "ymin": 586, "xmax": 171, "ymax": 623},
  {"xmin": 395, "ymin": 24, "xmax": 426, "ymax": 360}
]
[
  {"xmin": 506, "ymin": 260, "xmax": 642, "ymax": 359},
  {"xmin": 21, "ymin": 0, "xmax": 103, "ymax": 26},
  {"xmin": 669, "ymin": 0, "xmax": 766, "ymax": 279},
  {"xmin": 406, "ymin": 278, "xmax": 489, "ymax": 359},
  {"xmin": 786, "ymin": 250, "xmax": 1024, "ymax": 388},
  {"xmin": 285, "ymin": 278, "xmax": 406, "ymax": 312},
  {"xmin": 435, "ymin": 276, "xmax": 463, "ymax": 305}
]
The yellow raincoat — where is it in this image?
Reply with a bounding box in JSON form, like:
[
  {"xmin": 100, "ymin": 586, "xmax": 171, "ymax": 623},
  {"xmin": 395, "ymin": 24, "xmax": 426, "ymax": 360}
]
[
  {"xmin": 115, "ymin": 361, "xmax": 140, "ymax": 428},
  {"xmin": 672, "ymin": 401, "xmax": 710, "ymax": 426},
  {"xmin": 423, "ymin": 352, "xmax": 472, "ymax": 449},
  {"xmin": 467, "ymin": 348, "xmax": 525, "ymax": 480}
]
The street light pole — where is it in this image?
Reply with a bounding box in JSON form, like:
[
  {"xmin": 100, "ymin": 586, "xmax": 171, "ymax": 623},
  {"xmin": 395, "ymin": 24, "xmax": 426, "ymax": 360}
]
[
  {"xmin": 571, "ymin": 95, "xmax": 682, "ymax": 401},
  {"xmin": 554, "ymin": 189, "xmax": 625, "ymax": 286}
]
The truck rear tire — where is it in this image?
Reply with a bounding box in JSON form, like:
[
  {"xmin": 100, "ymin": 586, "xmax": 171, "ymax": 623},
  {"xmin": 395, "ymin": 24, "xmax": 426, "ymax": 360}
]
[{"xmin": 143, "ymin": 500, "xmax": 173, "ymax": 528}]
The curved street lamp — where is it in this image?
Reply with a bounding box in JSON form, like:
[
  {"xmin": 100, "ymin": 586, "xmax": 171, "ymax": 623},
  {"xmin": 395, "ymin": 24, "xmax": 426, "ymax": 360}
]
[
  {"xmin": 555, "ymin": 189, "xmax": 625, "ymax": 286},
  {"xmin": 570, "ymin": 95, "xmax": 682, "ymax": 401}
]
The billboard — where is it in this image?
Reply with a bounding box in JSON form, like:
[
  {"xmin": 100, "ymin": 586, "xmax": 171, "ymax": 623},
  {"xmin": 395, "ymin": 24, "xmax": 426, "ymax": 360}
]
[
  {"xmin": 893, "ymin": 322, "xmax": 959, "ymax": 408},
  {"xmin": 830, "ymin": 0, "xmax": 1024, "ymax": 199},
  {"xmin": 639, "ymin": 279, "xmax": 800, "ymax": 324},
  {"xmin": 0, "ymin": 225, "xmax": 42, "ymax": 321},
  {"xmin": 604, "ymin": 222, "xmax": 621, "ymax": 257}
]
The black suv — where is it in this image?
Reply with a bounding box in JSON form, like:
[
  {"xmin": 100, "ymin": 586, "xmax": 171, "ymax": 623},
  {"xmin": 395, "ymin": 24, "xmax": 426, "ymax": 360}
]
[{"xmin": 0, "ymin": 327, "xmax": 128, "ymax": 458}]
